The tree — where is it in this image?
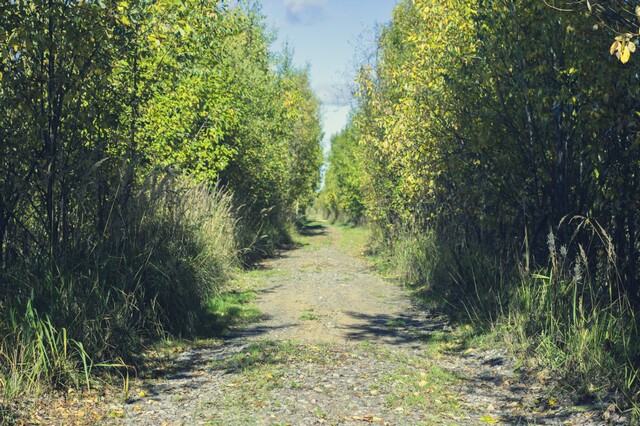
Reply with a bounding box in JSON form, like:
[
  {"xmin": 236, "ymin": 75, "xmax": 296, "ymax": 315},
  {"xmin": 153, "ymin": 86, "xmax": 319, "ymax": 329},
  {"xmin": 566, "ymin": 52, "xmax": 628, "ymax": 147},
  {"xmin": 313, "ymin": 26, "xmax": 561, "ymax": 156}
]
[{"xmin": 320, "ymin": 119, "xmax": 365, "ymax": 223}]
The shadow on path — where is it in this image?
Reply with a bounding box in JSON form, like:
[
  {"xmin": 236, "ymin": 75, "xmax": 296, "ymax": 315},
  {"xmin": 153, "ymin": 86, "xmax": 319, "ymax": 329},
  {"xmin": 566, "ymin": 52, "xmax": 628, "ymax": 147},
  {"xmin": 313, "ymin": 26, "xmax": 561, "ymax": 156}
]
[
  {"xmin": 341, "ymin": 310, "xmax": 450, "ymax": 345},
  {"xmin": 296, "ymin": 222, "xmax": 328, "ymax": 237}
]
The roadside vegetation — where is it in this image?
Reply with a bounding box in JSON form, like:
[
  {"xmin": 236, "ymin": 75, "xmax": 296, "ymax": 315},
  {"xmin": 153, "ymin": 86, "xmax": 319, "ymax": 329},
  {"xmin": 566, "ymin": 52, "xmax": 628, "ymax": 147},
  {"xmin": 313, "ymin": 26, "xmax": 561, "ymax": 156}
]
[
  {"xmin": 319, "ymin": 0, "xmax": 640, "ymax": 420},
  {"xmin": 0, "ymin": 0, "xmax": 322, "ymax": 420}
]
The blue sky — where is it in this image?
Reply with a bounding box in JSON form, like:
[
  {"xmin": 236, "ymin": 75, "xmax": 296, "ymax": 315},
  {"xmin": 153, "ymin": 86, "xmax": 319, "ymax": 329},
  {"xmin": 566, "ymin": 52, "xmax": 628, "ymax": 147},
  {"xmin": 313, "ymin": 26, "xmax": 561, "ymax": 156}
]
[{"xmin": 259, "ymin": 0, "xmax": 399, "ymax": 151}]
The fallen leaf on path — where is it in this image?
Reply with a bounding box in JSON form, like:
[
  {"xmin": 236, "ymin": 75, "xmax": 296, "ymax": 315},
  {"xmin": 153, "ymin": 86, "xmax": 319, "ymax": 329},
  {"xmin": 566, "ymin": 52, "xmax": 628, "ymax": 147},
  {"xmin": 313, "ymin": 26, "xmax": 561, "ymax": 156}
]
[
  {"xmin": 480, "ymin": 414, "xmax": 502, "ymax": 424},
  {"xmin": 109, "ymin": 410, "xmax": 125, "ymax": 418}
]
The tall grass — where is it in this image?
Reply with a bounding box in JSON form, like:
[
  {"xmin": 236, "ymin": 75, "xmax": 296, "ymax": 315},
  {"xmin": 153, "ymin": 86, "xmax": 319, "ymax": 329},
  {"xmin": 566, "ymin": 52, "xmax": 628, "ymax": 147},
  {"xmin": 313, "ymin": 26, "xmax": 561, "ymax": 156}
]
[
  {"xmin": 376, "ymin": 218, "xmax": 639, "ymax": 417},
  {"xmin": 0, "ymin": 173, "xmax": 239, "ymax": 404},
  {"xmin": 383, "ymin": 226, "xmax": 509, "ymax": 324},
  {"xmin": 390, "ymin": 228, "xmax": 438, "ymax": 287},
  {"xmin": 500, "ymin": 220, "xmax": 639, "ymax": 417},
  {"xmin": 0, "ymin": 301, "xmax": 80, "ymax": 399}
]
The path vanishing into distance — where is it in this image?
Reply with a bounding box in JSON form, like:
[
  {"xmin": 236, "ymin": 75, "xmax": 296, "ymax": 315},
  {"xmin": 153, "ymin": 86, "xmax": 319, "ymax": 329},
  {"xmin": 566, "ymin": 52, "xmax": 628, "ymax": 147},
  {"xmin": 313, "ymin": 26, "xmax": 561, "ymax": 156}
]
[{"xmin": 38, "ymin": 221, "xmax": 618, "ymax": 425}]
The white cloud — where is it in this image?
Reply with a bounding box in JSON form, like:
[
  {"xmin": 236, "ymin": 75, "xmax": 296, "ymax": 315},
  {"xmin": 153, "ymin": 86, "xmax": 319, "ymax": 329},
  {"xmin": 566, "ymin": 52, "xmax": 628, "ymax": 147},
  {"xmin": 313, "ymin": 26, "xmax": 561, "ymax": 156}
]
[{"xmin": 283, "ymin": 0, "xmax": 327, "ymax": 26}]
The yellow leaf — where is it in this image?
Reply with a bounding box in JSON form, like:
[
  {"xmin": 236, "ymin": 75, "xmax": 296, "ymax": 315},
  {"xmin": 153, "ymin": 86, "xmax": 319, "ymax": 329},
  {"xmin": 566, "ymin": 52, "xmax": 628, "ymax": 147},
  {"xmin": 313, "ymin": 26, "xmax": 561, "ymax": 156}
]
[
  {"xmin": 621, "ymin": 44, "xmax": 631, "ymax": 63},
  {"xmin": 480, "ymin": 414, "xmax": 502, "ymax": 424},
  {"xmin": 138, "ymin": 391, "xmax": 147, "ymax": 397},
  {"xmin": 610, "ymin": 40, "xmax": 620, "ymax": 56}
]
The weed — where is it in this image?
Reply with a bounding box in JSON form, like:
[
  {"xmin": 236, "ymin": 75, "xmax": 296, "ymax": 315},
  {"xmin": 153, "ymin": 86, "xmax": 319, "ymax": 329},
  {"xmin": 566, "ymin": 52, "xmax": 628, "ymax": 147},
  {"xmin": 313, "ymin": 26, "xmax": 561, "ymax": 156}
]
[
  {"xmin": 299, "ymin": 312, "xmax": 321, "ymax": 321},
  {"xmin": 313, "ymin": 406, "xmax": 328, "ymax": 418}
]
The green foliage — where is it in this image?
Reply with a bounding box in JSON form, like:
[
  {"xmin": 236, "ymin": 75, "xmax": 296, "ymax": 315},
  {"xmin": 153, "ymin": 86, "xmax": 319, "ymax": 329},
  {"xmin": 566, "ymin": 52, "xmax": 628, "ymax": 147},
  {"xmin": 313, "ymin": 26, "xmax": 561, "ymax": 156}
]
[
  {"xmin": 219, "ymin": 58, "xmax": 323, "ymax": 259},
  {"xmin": 0, "ymin": 0, "xmax": 322, "ymax": 410},
  {"xmin": 328, "ymin": 0, "xmax": 640, "ymax": 410},
  {"xmin": 318, "ymin": 120, "xmax": 366, "ymax": 224}
]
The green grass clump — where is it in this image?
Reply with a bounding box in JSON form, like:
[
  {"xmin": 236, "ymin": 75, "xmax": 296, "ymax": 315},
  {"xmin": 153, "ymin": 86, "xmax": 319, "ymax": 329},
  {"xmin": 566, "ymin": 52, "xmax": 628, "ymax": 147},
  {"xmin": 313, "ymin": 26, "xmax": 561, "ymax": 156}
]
[
  {"xmin": 299, "ymin": 312, "xmax": 321, "ymax": 321},
  {"xmin": 200, "ymin": 290, "xmax": 262, "ymax": 336},
  {"xmin": 211, "ymin": 340, "xmax": 328, "ymax": 373},
  {"xmin": 488, "ymin": 226, "xmax": 639, "ymax": 420},
  {"xmin": 379, "ymin": 363, "xmax": 462, "ymax": 417}
]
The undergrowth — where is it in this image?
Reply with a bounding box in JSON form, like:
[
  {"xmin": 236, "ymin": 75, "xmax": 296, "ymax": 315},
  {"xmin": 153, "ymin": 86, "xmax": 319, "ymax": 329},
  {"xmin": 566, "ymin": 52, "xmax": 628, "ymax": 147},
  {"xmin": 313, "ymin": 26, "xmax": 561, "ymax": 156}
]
[
  {"xmin": 369, "ymin": 218, "xmax": 640, "ymax": 421},
  {"xmin": 500, "ymin": 221, "xmax": 640, "ymax": 419},
  {"xmin": 0, "ymin": 170, "xmax": 302, "ymax": 422},
  {"xmin": 0, "ymin": 174, "xmax": 240, "ymax": 409}
]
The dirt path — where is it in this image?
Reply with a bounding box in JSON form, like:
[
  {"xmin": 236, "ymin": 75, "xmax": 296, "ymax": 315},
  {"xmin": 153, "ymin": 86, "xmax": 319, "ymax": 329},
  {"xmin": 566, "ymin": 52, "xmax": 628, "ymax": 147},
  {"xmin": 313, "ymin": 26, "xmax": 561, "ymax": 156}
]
[
  {"xmin": 102, "ymin": 222, "xmax": 614, "ymax": 425},
  {"xmin": 236, "ymin": 223, "xmax": 441, "ymax": 346}
]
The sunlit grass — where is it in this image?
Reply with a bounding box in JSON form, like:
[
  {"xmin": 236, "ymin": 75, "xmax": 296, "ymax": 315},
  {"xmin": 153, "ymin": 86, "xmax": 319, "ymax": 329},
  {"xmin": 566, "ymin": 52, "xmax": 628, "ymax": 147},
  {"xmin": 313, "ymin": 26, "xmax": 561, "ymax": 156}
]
[
  {"xmin": 337, "ymin": 223, "xmax": 371, "ymax": 256},
  {"xmin": 379, "ymin": 363, "xmax": 462, "ymax": 418},
  {"xmin": 199, "ymin": 289, "xmax": 262, "ymax": 336}
]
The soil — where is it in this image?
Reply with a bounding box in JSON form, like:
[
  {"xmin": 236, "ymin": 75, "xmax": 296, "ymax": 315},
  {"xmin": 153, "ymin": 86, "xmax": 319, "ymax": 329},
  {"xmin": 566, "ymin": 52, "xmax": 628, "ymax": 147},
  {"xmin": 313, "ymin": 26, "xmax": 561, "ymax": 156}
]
[{"xmin": 19, "ymin": 221, "xmax": 629, "ymax": 425}]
